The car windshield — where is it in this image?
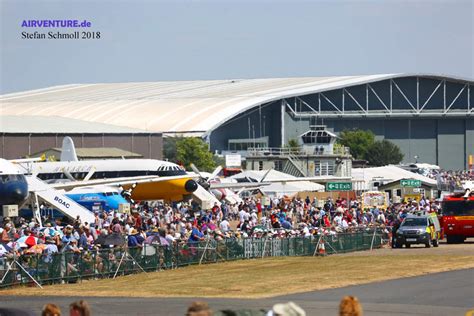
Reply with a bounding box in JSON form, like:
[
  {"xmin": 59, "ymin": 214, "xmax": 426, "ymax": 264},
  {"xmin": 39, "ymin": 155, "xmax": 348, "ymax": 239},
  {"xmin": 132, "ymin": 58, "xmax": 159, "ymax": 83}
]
[{"xmin": 402, "ymin": 218, "xmax": 426, "ymax": 227}]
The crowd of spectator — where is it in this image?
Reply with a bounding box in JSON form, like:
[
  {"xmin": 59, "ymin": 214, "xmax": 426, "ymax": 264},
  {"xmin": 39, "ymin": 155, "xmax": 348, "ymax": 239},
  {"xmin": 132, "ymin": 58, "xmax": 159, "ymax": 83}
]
[
  {"xmin": 0, "ymin": 193, "xmax": 441, "ymax": 262},
  {"xmin": 424, "ymin": 169, "xmax": 473, "ymax": 192}
]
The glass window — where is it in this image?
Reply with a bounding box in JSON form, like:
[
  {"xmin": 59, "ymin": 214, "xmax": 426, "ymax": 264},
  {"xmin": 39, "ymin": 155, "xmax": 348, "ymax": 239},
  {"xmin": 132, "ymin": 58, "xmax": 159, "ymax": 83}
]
[
  {"xmin": 274, "ymin": 160, "xmax": 282, "ymax": 171},
  {"xmin": 402, "ymin": 218, "xmax": 427, "ymax": 226},
  {"xmin": 442, "ymin": 201, "xmax": 474, "ymax": 216}
]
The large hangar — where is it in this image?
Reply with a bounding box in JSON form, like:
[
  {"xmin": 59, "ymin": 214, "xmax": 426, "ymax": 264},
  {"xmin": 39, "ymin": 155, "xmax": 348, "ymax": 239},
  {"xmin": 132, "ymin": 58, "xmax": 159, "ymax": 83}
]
[
  {"xmin": 0, "ymin": 74, "xmax": 472, "ymax": 169},
  {"xmin": 0, "ymin": 116, "xmax": 162, "ymax": 160}
]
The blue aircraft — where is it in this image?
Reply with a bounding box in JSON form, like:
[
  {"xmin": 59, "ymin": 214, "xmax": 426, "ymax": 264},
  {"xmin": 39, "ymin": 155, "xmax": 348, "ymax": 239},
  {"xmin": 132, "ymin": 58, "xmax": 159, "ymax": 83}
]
[
  {"xmin": 65, "ymin": 186, "xmax": 131, "ymax": 212},
  {"xmin": 0, "ymin": 159, "xmax": 29, "ymax": 206}
]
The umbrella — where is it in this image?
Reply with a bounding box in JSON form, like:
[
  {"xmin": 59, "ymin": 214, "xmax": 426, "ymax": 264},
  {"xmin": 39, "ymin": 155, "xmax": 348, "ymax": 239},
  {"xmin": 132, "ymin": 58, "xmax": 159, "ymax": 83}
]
[
  {"xmin": 40, "ymin": 227, "xmax": 63, "ymax": 238},
  {"xmin": 158, "ymin": 236, "xmax": 169, "ymax": 246},
  {"xmin": 7, "ymin": 242, "xmax": 21, "ymax": 250},
  {"xmin": 25, "ymin": 244, "xmax": 46, "ymax": 254},
  {"xmin": 97, "ymin": 233, "xmax": 125, "ymax": 246},
  {"xmin": 94, "ymin": 234, "xmax": 106, "ymax": 246},
  {"xmin": 0, "ymin": 244, "xmax": 12, "ymax": 256},
  {"xmin": 144, "ymin": 235, "xmax": 160, "ymax": 245},
  {"xmin": 16, "ymin": 236, "xmax": 38, "ymax": 247}
]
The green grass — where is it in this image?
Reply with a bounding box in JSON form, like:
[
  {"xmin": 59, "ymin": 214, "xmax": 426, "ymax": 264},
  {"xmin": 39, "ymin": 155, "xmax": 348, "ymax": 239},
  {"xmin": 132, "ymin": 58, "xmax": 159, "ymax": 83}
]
[{"xmin": 3, "ymin": 254, "xmax": 474, "ymax": 298}]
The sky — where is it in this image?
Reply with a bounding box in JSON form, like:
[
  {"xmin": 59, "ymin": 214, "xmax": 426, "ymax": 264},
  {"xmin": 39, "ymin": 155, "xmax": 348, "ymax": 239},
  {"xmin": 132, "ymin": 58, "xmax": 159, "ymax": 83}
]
[{"xmin": 0, "ymin": 0, "xmax": 472, "ymax": 94}]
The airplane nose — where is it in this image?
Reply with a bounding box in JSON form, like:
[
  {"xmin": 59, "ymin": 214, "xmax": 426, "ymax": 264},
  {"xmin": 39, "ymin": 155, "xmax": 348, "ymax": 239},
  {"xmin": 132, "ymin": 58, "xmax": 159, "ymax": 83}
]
[
  {"xmin": 12, "ymin": 186, "xmax": 28, "ymax": 201},
  {"xmin": 0, "ymin": 181, "xmax": 29, "ymax": 205},
  {"xmin": 184, "ymin": 179, "xmax": 198, "ymax": 193}
]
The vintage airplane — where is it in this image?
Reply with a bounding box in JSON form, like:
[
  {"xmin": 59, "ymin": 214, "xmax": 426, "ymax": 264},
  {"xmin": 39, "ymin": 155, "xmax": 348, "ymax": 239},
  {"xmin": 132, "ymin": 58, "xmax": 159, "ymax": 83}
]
[
  {"xmin": 16, "ymin": 137, "xmax": 199, "ymax": 202},
  {"xmin": 17, "ymin": 137, "xmax": 272, "ymax": 203},
  {"xmin": 0, "ymin": 159, "xmax": 29, "ymax": 206},
  {"xmin": 64, "ymin": 186, "xmax": 130, "ymax": 212}
]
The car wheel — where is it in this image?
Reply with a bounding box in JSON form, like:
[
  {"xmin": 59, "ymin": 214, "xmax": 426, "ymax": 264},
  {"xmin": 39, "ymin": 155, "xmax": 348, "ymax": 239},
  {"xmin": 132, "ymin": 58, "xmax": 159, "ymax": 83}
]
[
  {"xmin": 447, "ymin": 235, "xmax": 455, "ymax": 244},
  {"xmin": 405, "ymin": 243, "xmax": 411, "ymax": 248}
]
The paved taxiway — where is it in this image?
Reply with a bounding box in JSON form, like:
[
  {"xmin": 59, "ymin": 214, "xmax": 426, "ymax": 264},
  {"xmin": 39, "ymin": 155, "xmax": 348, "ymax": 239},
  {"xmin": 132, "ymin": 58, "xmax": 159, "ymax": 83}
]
[{"xmin": 1, "ymin": 268, "xmax": 472, "ymax": 315}]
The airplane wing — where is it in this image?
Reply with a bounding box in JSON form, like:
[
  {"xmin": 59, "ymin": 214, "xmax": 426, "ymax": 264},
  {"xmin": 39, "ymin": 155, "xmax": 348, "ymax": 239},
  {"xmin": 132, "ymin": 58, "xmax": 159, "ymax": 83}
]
[
  {"xmin": 10, "ymin": 158, "xmax": 44, "ymax": 163},
  {"xmin": 49, "ymin": 175, "xmax": 192, "ymax": 191},
  {"xmin": 209, "ymin": 182, "xmax": 270, "ymax": 189}
]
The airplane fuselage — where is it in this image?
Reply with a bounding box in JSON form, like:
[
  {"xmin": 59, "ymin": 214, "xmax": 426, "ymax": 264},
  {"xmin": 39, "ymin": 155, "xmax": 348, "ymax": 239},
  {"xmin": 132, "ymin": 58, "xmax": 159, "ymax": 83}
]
[
  {"xmin": 0, "ymin": 159, "xmax": 29, "ymax": 206},
  {"xmin": 65, "ymin": 187, "xmax": 129, "ymax": 212},
  {"xmin": 23, "ymin": 159, "xmax": 197, "ymax": 201}
]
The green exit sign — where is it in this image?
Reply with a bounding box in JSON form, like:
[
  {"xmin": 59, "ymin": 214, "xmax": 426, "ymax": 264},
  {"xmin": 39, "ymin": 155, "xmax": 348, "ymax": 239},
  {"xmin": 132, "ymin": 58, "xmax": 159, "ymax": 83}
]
[
  {"xmin": 326, "ymin": 182, "xmax": 352, "ymax": 191},
  {"xmin": 400, "ymin": 179, "xmax": 421, "ymax": 187}
]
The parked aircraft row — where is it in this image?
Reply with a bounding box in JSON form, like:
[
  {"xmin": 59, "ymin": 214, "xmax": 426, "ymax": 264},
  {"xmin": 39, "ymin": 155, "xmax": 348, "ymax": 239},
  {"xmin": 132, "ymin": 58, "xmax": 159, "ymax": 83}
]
[{"xmin": 0, "ymin": 136, "xmax": 352, "ymax": 224}]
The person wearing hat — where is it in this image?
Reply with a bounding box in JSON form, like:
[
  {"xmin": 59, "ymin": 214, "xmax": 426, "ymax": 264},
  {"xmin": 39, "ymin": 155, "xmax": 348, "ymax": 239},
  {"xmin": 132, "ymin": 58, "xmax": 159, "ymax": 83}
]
[
  {"xmin": 269, "ymin": 301, "xmax": 306, "ymax": 316},
  {"xmin": 127, "ymin": 228, "xmax": 143, "ymax": 248},
  {"xmin": 43, "ymin": 236, "xmax": 58, "ymax": 264}
]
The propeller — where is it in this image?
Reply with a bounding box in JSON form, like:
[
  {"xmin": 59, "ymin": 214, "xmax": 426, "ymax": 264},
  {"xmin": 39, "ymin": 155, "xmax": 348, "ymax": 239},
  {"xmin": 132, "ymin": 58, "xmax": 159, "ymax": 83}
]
[
  {"xmin": 119, "ymin": 183, "xmax": 137, "ymax": 204},
  {"xmin": 190, "ymin": 164, "xmax": 222, "ymax": 190},
  {"xmin": 190, "ymin": 163, "xmax": 203, "ymax": 178}
]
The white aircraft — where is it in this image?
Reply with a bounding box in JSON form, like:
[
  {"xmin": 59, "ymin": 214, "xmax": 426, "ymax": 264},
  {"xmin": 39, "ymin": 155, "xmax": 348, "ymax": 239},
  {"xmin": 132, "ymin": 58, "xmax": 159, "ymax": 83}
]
[
  {"xmin": 15, "ymin": 137, "xmax": 200, "ymax": 202},
  {"xmin": 15, "ymin": 137, "xmax": 266, "ymax": 203}
]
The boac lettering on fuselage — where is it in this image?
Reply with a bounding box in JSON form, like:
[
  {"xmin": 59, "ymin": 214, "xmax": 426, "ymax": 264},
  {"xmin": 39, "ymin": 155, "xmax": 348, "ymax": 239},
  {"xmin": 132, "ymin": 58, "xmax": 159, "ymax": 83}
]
[{"xmin": 54, "ymin": 196, "xmax": 70, "ymax": 208}]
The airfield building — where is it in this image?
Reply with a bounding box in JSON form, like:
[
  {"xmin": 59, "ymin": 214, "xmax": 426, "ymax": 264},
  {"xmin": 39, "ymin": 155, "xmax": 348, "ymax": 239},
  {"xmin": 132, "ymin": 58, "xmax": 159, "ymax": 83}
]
[
  {"xmin": 0, "ymin": 116, "xmax": 162, "ymax": 160},
  {"xmin": 0, "ymin": 74, "xmax": 472, "ymax": 169}
]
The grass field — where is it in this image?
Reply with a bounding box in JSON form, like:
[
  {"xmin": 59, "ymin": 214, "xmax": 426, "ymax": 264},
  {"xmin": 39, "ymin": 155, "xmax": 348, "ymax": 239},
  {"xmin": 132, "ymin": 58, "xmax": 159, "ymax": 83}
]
[{"xmin": 2, "ymin": 253, "xmax": 474, "ymax": 298}]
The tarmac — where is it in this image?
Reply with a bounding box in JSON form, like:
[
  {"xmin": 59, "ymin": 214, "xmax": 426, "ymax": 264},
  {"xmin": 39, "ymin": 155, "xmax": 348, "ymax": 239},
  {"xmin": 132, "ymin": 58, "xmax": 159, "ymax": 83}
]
[{"xmin": 1, "ymin": 268, "xmax": 473, "ymax": 315}]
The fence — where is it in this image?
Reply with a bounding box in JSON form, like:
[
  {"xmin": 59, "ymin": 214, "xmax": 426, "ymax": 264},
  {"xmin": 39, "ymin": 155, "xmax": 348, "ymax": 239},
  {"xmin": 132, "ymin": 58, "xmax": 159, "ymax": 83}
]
[{"xmin": 0, "ymin": 229, "xmax": 385, "ymax": 289}]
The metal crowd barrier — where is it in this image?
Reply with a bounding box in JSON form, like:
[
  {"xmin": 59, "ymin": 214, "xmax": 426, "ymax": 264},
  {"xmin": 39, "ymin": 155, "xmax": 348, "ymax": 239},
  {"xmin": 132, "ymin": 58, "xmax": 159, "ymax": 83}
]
[{"xmin": 0, "ymin": 228, "xmax": 384, "ymax": 289}]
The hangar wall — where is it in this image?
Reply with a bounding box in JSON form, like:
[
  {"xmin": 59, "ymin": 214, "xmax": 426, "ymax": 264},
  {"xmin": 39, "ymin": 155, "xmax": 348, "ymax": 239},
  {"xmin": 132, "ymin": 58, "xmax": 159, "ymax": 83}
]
[
  {"xmin": 209, "ymin": 75, "xmax": 472, "ymax": 170},
  {"xmin": 209, "ymin": 101, "xmax": 281, "ymax": 152},
  {"xmin": 1, "ymin": 133, "xmax": 163, "ymax": 160},
  {"xmin": 316, "ymin": 118, "xmax": 472, "ymax": 170},
  {"xmin": 210, "ymin": 100, "xmax": 472, "ymax": 170}
]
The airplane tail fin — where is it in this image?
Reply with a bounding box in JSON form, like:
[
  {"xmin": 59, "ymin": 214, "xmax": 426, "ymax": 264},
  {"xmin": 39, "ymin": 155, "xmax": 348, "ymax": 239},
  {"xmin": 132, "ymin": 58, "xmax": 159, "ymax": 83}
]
[{"xmin": 60, "ymin": 137, "xmax": 78, "ymax": 162}]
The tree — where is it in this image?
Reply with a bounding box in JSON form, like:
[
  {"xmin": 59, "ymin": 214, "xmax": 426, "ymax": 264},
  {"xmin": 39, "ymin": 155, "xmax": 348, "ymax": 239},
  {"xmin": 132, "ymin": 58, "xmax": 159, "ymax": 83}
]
[
  {"xmin": 338, "ymin": 129, "xmax": 375, "ymax": 159},
  {"xmin": 284, "ymin": 138, "xmax": 300, "ymax": 154},
  {"xmin": 176, "ymin": 137, "xmax": 216, "ymax": 172},
  {"xmin": 163, "ymin": 137, "xmax": 180, "ymax": 162},
  {"xmin": 366, "ymin": 140, "xmax": 404, "ymax": 166}
]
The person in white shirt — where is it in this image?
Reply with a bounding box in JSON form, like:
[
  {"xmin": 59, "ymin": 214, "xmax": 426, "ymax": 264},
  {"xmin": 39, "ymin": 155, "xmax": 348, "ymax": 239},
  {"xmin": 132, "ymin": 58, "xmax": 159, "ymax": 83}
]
[
  {"xmin": 250, "ymin": 210, "xmax": 258, "ymax": 225},
  {"xmin": 238, "ymin": 209, "xmax": 246, "ymax": 223},
  {"xmin": 219, "ymin": 218, "xmax": 231, "ymax": 232},
  {"xmin": 243, "ymin": 211, "xmax": 250, "ymax": 222},
  {"xmin": 333, "ymin": 212, "xmax": 343, "ymax": 227}
]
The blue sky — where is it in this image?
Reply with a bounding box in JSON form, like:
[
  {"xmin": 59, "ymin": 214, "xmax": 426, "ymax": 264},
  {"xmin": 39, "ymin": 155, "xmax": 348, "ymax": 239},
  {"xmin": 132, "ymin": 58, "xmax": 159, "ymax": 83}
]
[{"xmin": 1, "ymin": 0, "xmax": 472, "ymax": 94}]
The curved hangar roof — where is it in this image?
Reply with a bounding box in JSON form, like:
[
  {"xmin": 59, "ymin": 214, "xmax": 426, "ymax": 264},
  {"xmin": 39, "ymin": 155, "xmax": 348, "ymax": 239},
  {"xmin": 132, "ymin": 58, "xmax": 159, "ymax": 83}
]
[{"xmin": 1, "ymin": 74, "xmax": 471, "ymax": 136}]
